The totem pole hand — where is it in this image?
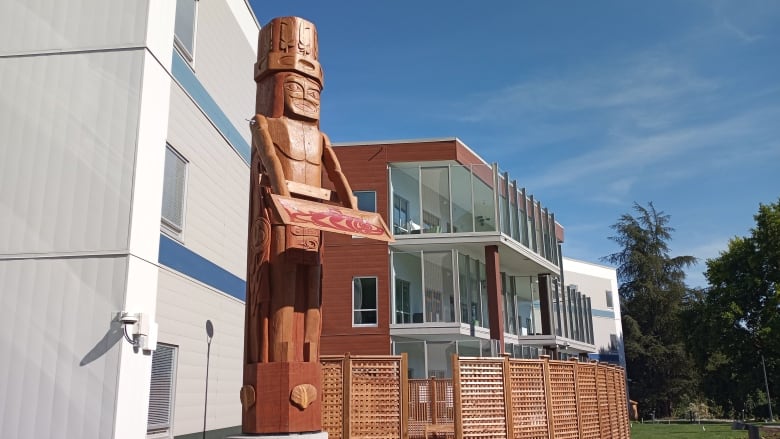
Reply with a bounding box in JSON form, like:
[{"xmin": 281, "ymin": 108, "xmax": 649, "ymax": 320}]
[{"xmin": 250, "ymin": 114, "xmax": 290, "ymax": 197}]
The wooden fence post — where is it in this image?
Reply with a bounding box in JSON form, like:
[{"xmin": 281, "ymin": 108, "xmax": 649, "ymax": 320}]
[
  {"xmin": 401, "ymin": 353, "xmax": 409, "ymax": 439},
  {"xmin": 342, "ymin": 353, "xmax": 351, "ymax": 439},
  {"xmin": 502, "ymin": 355, "xmax": 514, "ymax": 438},
  {"xmin": 541, "ymin": 355, "xmax": 555, "ymax": 439},
  {"xmin": 452, "ymin": 354, "xmax": 463, "ymax": 439}
]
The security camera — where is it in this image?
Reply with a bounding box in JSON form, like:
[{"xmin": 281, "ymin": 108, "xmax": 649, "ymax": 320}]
[{"xmin": 119, "ymin": 312, "xmax": 139, "ymax": 325}]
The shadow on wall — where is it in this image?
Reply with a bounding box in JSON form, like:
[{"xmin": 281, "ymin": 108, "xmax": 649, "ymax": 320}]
[{"xmin": 80, "ymin": 318, "xmax": 124, "ymax": 366}]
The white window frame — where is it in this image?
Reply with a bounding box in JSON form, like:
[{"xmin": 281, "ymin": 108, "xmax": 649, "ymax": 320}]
[
  {"xmin": 352, "ymin": 276, "xmax": 378, "ymax": 327},
  {"xmin": 161, "ymin": 144, "xmax": 188, "ymax": 239},
  {"xmin": 147, "ymin": 343, "xmax": 178, "ymax": 437},
  {"xmin": 173, "ymin": 0, "xmax": 198, "ymax": 62}
]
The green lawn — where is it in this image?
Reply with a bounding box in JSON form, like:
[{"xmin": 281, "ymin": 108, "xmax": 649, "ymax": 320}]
[{"xmin": 630, "ymin": 422, "xmax": 747, "ymax": 439}]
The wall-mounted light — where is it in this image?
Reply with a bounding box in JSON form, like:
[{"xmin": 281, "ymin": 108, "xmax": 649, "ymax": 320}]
[{"xmin": 118, "ymin": 311, "xmax": 158, "ymax": 352}]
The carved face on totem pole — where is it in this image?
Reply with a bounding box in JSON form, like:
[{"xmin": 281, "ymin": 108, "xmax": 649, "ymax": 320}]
[
  {"xmin": 254, "ymin": 16, "xmax": 324, "ymax": 121},
  {"xmin": 282, "ymin": 73, "xmax": 321, "ymax": 121}
]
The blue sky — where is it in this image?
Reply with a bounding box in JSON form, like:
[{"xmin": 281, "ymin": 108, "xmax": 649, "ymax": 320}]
[{"xmin": 248, "ymin": 1, "xmax": 780, "ymax": 288}]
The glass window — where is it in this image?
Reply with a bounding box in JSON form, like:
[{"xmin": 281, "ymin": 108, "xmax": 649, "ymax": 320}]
[
  {"xmin": 473, "ymin": 173, "xmax": 496, "ymax": 232},
  {"xmin": 606, "ymin": 290, "xmax": 614, "ymax": 308},
  {"xmin": 424, "ymin": 251, "xmax": 455, "ymax": 323},
  {"xmin": 392, "ymin": 252, "xmax": 423, "ymax": 323},
  {"xmin": 395, "ymin": 278, "xmax": 411, "ymax": 323},
  {"xmin": 147, "ymin": 343, "xmax": 177, "ymax": 433},
  {"xmin": 161, "ymin": 145, "xmax": 187, "ymax": 234},
  {"xmin": 353, "ymin": 277, "xmax": 378, "ymax": 325},
  {"xmin": 451, "ymin": 165, "xmax": 474, "ymax": 233},
  {"xmin": 420, "ymin": 167, "xmax": 451, "ymax": 233},
  {"xmin": 174, "ymin": 0, "xmax": 197, "ymax": 60},
  {"xmin": 354, "ymin": 191, "xmax": 376, "ymax": 212},
  {"xmin": 390, "ymin": 166, "xmax": 420, "ymax": 234}
]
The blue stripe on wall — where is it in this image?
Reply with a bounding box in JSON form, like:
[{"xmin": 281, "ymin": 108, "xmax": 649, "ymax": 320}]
[
  {"xmin": 171, "ymin": 50, "xmax": 251, "ymax": 164},
  {"xmin": 158, "ymin": 234, "xmax": 246, "ymax": 301}
]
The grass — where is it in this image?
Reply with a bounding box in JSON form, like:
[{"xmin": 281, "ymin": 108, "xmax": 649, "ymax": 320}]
[{"xmin": 630, "ymin": 422, "xmax": 747, "ymax": 439}]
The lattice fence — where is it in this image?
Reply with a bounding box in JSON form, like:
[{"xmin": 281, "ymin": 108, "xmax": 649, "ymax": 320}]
[
  {"xmin": 322, "ymin": 354, "xmax": 629, "ymax": 439},
  {"xmin": 321, "ymin": 354, "xmax": 408, "ymax": 439},
  {"xmin": 452, "ymin": 356, "xmax": 630, "ymax": 439}
]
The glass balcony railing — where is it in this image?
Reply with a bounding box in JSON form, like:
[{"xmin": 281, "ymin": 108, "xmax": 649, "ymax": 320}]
[{"xmin": 388, "ymin": 163, "xmax": 560, "ymax": 266}]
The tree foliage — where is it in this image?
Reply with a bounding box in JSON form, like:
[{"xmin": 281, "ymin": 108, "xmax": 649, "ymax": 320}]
[
  {"xmin": 685, "ymin": 199, "xmax": 780, "ymax": 418},
  {"xmin": 603, "ymin": 202, "xmax": 697, "ymax": 417}
]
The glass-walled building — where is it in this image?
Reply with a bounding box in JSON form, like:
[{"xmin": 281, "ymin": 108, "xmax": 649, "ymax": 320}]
[{"xmin": 320, "ymin": 138, "xmax": 597, "ymax": 378}]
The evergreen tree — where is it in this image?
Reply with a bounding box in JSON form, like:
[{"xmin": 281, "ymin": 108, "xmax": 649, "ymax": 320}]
[
  {"xmin": 692, "ymin": 199, "xmax": 780, "ymax": 419},
  {"xmin": 602, "ymin": 202, "xmax": 697, "ymax": 418}
]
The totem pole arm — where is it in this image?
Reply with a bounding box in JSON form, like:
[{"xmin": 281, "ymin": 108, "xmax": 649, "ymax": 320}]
[
  {"xmin": 250, "ymin": 114, "xmax": 290, "ymax": 197},
  {"xmin": 321, "ymin": 133, "xmax": 357, "ymax": 210}
]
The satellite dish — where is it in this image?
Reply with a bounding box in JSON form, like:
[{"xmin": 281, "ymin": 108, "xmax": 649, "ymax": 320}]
[{"xmin": 206, "ymin": 320, "xmax": 214, "ymax": 339}]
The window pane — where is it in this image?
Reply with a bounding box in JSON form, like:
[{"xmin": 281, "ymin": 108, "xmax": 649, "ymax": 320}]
[
  {"xmin": 451, "ymin": 165, "xmax": 474, "ymax": 233},
  {"xmin": 392, "ymin": 252, "xmax": 423, "ymax": 323},
  {"xmin": 354, "ymin": 191, "xmax": 376, "ymax": 212},
  {"xmin": 162, "ymin": 146, "xmax": 186, "ymax": 231},
  {"xmin": 420, "ymin": 167, "xmax": 450, "ymax": 233},
  {"xmin": 353, "ymin": 277, "xmax": 377, "ymax": 325},
  {"xmin": 423, "ymin": 251, "xmax": 454, "ymax": 323},
  {"xmin": 606, "ymin": 290, "xmax": 614, "ymax": 308},
  {"xmin": 174, "ymin": 0, "xmax": 196, "ymax": 58},
  {"xmin": 472, "ymin": 167, "xmax": 496, "ymax": 232},
  {"xmin": 390, "ymin": 166, "xmax": 420, "ymax": 234}
]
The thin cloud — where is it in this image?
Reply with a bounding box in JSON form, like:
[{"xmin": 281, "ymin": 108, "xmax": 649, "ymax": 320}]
[{"xmin": 723, "ymin": 19, "xmax": 764, "ymax": 43}]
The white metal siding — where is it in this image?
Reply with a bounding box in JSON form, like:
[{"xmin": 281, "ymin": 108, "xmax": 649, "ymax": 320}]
[
  {"xmin": 0, "ymin": 256, "xmax": 128, "ymax": 439},
  {"xmin": 156, "ymin": 269, "xmax": 244, "ymax": 436},
  {"xmin": 166, "ymin": 85, "xmax": 249, "ymax": 278},
  {"xmin": 0, "ymin": 0, "xmax": 149, "ymax": 55},
  {"xmin": 192, "ymin": 0, "xmax": 256, "ymax": 147},
  {"xmin": 0, "ymin": 50, "xmax": 144, "ymax": 255}
]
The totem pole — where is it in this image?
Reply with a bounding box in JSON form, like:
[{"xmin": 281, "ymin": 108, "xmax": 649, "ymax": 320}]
[{"xmin": 240, "ymin": 17, "xmax": 391, "ymax": 435}]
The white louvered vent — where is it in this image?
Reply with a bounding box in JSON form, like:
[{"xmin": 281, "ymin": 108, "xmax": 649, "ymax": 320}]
[{"xmin": 147, "ymin": 343, "xmax": 177, "ymax": 432}]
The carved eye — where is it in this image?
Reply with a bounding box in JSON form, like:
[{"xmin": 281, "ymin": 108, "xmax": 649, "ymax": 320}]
[
  {"xmin": 307, "ymin": 89, "xmax": 320, "ymax": 100},
  {"xmin": 285, "ymin": 82, "xmax": 303, "ymax": 93}
]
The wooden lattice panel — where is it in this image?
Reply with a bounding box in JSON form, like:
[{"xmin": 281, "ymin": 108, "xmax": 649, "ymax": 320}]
[
  {"xmin": 608, "ymin": 368, "xmax": 628, "ymax": 439},
  {"xmin": 617, "ymin": 368, "xmax": 630, "ymax": 438},
  {"xmin": 408, "ymin": 379, "xmax": 430, "ymax": 438},
  {"xmin": 548, "ymin": 361, "xmax": 579, "ymax": 439},
  {"xmin": 321, "ymin": 357, "xmax": 344, "ymax": 439},
  {"xmin": 576, "ymin": 363, "xmax": 601, "ymax": 439},
  {"xmin": 457, "ymin": 359, "xmax": 508, "ymax": 438},
  {"xmin": 605, "ymin": 367, "xmax": 620, "ymax": 439},
  {"xmin": 350, "ymin": 357, "xmax": 402, "ymax": 438},
  {"xmin": 508, "ymin": 360, "xmax": 549, "ymax": 439},
  {"xmin": 595, "ymin": 366, "xmax": 612, "ymax": 439}
]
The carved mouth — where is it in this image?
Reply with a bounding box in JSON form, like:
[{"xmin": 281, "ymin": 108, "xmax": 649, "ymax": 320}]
[{"xmin": 294, "ymin": 100, "xmax": 317, "ymax": 113}]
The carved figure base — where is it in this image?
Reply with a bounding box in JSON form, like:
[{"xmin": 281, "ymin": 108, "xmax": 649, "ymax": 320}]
[{"xmin": 242, "ymin": 362, "xmax": 322, "ymax": 434}]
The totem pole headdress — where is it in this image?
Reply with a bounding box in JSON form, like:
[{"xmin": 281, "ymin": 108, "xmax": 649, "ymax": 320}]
[{"xmin": 255, "ymin": 16, "xmax": 324, "ymax": 87}]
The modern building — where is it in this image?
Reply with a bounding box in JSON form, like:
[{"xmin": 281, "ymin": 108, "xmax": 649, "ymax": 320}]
[
  {"xmin": 318, "ymin": 138, "xmax": 607, "ymax": 378},
  {"xmin": 1, "ymin": 3, "xmax": 624, "ymax": 439},
  {"xmin": 1, "ymin": 0, "xmax": 258, "ymax": 438},
  {"xmin": 563, "ymin": 258, "xmax": 625, "ymax": 367}
]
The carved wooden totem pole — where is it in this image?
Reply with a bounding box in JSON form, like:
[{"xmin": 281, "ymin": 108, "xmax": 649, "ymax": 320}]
[{"xmin": 241, "ymin": 17, "xmax": 391, "ymax": 435}]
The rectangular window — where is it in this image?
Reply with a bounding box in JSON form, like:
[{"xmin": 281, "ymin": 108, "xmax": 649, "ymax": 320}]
[
  {"xmin": 147, "ymin": 343, "xmax": 177, "ymax": 433},
  {"xmin": 609, "ymin": 334, "xmax": 619, "ymax": 352},
  {"xmin": 354, "ymin": 191, "xmax": 376, "ymax": 212},
  {"xmin": 174, "ymin": 0, "xmax": 197, "ymax": 60},
  {"xmin": 353, "ymin": 277, "xmax": 378, "ymax": 326},
  {"xmin": 606, "ymin": 290, "xmax": 614, "ymax": 308},
  {"xmin": 395, "ymin": 278, "xmax": 411, "ymax": 323},
  {"xmin": 393, "ymin": 194, "xmax": 411, "ymax": 234},
  {"xmin": 161, "ymin": 145, "xmax": 187, "ymax": 235}
]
